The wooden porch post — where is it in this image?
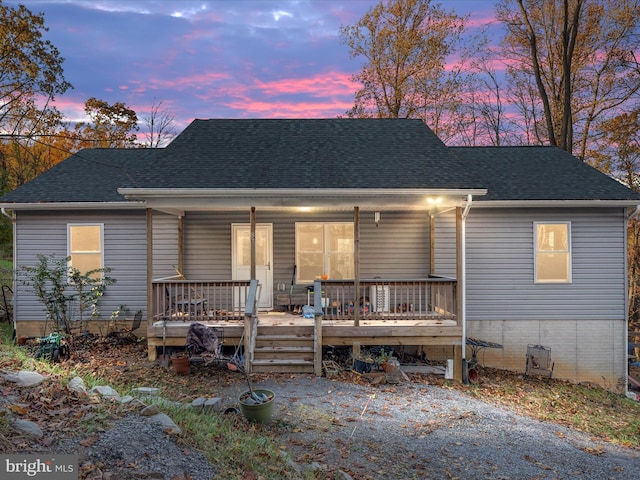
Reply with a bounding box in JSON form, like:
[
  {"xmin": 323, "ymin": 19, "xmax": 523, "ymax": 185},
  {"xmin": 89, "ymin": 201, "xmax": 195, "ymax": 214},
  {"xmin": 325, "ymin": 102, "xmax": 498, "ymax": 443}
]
[
  {"xmin": 250, "ymin": 207, "xmax": 256, "ymax": 280},
  {"xmin": 177, "ymin": 215, "xmax": 184, "ymax": 276},
  {"xmin": 454, "ymin": 206, "xmax": 463, "ymax": 382},
  {"xmin": 354, "ymin": 206, "xmax": 360, "ymax": 327},
  {"xmin": 430, "ymin": 214, "xmax": 435, "ymax": 272},
  {"xmin": 146, "ymin": 208, "xmax": 154, "ymax": 360}
]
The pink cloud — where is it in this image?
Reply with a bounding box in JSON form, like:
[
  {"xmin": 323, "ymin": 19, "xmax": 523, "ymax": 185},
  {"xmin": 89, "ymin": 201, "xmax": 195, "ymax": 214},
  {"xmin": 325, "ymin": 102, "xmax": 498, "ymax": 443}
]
[{"xmin": 255, "ymin": 72, "xmax": 360, "ymax": 97}]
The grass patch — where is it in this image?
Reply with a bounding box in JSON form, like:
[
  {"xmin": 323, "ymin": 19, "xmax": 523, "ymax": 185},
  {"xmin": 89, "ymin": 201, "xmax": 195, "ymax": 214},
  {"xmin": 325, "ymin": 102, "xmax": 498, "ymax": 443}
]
[
  {"xmin": 463, "ymin": 370, "xmax": 640, "ymax": 448},
  {"xmin": 164, "ymin": 404, "xmax": 308, "ymax": 479}
]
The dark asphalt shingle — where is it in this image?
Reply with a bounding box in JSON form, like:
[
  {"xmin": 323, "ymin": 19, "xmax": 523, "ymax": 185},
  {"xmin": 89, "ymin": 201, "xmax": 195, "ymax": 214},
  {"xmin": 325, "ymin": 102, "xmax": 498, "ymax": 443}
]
[{"xmin": 1, "ymin": 119, "xmax": 638, "ymax": 205}]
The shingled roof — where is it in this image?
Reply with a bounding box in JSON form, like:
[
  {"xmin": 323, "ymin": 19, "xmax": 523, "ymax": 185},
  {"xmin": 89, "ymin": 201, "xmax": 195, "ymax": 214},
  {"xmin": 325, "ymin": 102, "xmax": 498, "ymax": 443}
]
[
  {"xmin": 143, "ymin": 118, "xmax": 482, "ymax": 190},
  {"xmin": 451, "ymin": 146, "xmax": 640, "ymax": 202},
  {"xmin": 1, "ymin": 118, "xmax": 639, "ymax": 206}
]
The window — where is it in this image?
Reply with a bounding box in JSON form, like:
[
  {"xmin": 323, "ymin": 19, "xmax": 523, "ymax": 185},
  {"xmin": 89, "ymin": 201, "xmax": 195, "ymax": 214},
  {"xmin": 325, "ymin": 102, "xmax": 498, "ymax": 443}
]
[
  {"xmin": 296, "ymin": 223, "xmax": 354, "ymax": 283},
  {"xmin": 534, "ymin": 222, "xmax": 571, "ymax": 283},
  {"xmin": 68, "ymin": 224, "xmax": 104, "ymax": 277}
]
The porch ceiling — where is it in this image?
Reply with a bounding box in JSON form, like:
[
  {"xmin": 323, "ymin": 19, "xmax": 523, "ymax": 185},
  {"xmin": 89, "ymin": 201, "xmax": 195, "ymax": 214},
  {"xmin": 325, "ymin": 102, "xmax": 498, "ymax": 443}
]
[{"xmin": 118, "ymin": 187, "xmax": 487, "ymax": 215}]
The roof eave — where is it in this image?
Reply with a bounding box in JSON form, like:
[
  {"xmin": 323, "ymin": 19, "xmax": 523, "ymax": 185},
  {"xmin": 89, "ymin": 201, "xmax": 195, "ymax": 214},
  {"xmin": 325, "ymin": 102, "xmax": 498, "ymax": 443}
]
[
  {"xmin": 117, "ymin": 187, "xmax": 488, "ymax": 211},
  {"xmin": 0, "ymin": 201, "xmax": 146, "ymax": 211},
  {"xmin": 474, "ymin": 199, "xmax": 640, "ymax": 208}
]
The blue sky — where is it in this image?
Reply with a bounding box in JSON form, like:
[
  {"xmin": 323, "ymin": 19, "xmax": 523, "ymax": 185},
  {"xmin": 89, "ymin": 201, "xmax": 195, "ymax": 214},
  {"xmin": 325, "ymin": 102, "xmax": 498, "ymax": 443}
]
[{"xmin": 13, "ymin": 0, "xmax": 498, "ymax": 132}]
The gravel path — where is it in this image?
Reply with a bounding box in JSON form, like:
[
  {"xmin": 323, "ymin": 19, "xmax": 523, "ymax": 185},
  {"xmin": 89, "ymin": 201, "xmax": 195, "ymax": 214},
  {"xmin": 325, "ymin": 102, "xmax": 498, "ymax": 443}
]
[
  {"xmin": 52, "ymin": 374, "xmax": 639, "ymax": 479},
  {"xmin": 227, "ymin": 376, "xmax": 640, "ymax": 480}
]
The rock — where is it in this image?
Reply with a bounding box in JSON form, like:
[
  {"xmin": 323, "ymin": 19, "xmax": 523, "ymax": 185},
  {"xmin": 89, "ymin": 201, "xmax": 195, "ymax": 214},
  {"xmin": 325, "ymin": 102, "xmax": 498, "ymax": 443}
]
[
  {"xmin": 12, "ymin": 419, "xmax": 44, "ymax": 437},
  {"xmin": 119, "ymin": 395, "xmax": 134, "ymax": 404},
  {"xmin": 148, "ymin": 413, "xmax": 182, "ymax": 435},
  {"xmin": 203, "ymin": 398, "xmax": 222, "ymax": 413},
  {"xmin": 140, "ymin": 404, "xmax": 161, "ymax": 416},
  {"xmin": 125, "ymin": 398, "xmax": 147, "ymax": 410},
  {"xmin": 191, "ymin": 397, "xmax": 206, "ymax": 412},
  {"xmin": 4, "ymin": 370, "xmax": 45, "ymax": 387},
  {"xmin": 133, "ymin": 386, "xmax": 160, "ymax": 397},
  {"xmin": 67, "ymin": 376, "xmax": 87, "ymax": 394},
  {"xmin": 89, "ymin": 385, "xmax": 121, "ymax": 402}
]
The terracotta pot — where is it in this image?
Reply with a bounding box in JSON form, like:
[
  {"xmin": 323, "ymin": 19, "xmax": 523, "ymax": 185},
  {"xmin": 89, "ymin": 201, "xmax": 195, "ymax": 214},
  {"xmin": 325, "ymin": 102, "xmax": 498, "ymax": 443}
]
[{"xmin": 171, "ymin": 356, "xmax": 190, "ymax": 375}]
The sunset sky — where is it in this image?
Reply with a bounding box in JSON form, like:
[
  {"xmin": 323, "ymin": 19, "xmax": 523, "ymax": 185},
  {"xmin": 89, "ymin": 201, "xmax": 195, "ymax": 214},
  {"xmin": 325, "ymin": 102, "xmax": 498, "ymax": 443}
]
[{"xmin": 12, "ymin": 1, "xmax": 499, "ymax": 132}]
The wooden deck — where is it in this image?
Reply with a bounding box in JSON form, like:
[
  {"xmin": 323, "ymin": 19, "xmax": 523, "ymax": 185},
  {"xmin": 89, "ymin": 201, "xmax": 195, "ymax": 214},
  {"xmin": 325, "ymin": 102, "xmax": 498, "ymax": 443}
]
[
  {"xmin": 147, "ymin": 277, "xmax": 462, "ymax": 376},
  {"xmin": 147, "ymin": 311, "xmax": 462, "ymax": 373}
]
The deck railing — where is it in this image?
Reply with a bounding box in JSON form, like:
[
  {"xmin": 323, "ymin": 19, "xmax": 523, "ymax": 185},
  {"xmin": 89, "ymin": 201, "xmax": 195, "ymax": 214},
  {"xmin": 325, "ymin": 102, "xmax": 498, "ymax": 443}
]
[
  {"xmin": 151, "ymin": 279, "xmax": 252, "ymax": 321},
  {"xmin": 315, "ymin": 276, "xmax": 457, "ymax": 322}
]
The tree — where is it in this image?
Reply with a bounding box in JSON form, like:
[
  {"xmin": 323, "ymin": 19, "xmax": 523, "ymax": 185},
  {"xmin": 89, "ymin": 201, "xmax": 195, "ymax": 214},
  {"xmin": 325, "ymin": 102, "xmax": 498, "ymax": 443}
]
[
  {"xmin": 496, "ymin": 0, "xmax": 640, "ymax": 157},
  {"xmin": 0, "ymin": 2, "xmax": 71, "ymax": 131},
  {"xmin": 74, "ymin": 97, "xmax": 139, "ymax": 149},
  {"xmin": 589, "ymin": 109, "xmax": 640, "ymax": 328},
  {"xmin": 339, "ymin": 0, "xmax": 466, "ymax": 123},
  {"xmin": 142, "ymin": 99, "xmax": 177, "ymax": 148},
  {"xmin": 0, "ymin": 100, "xmax": 69, "ymax": 190}
]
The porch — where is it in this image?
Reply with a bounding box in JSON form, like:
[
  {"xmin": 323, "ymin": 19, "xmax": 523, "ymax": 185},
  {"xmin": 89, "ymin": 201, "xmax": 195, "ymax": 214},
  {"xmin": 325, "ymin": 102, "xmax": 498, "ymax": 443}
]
[{"xmin": 146, "ymin": 278, "xmax": 463, "ymax": 378}]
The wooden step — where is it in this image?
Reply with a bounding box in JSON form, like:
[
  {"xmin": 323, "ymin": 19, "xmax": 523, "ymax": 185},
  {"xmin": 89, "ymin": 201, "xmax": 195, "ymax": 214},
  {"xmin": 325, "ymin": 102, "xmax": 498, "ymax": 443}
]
[
  {"xmin": 251, "ymin": 359, "xmax": 314, "ymax": 374},
  {"xmin": 255, "ymin": 335, "xmax": 314, "ymax": 348}
]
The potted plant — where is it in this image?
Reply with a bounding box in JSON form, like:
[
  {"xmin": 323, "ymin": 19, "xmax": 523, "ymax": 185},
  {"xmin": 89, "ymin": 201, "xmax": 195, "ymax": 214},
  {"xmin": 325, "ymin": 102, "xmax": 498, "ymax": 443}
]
[
  {"xmin": 376, "ymin": 349, "xmax": 394, "ymax": 372},
  {"xmin": 171, "ymin": 351, "xmax": 190, "ymax": 375},
  {"xmin": 353, "ymin": 350, "xmax": 376, "ymax": 373}
]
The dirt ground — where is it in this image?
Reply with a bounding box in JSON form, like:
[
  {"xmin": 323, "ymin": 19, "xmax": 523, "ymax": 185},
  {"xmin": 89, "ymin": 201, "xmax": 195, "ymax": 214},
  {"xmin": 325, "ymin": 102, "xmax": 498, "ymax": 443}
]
[{"xmin": 3, "ymin": 335, "xmax": 640, "ymax": 480}]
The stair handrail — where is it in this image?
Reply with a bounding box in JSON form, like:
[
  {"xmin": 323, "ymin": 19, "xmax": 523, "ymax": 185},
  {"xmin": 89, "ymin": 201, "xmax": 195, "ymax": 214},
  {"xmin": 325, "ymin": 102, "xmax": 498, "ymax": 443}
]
[{"xmin": 243, "ymin": 279, "xmax": 260, "ymax": 373}]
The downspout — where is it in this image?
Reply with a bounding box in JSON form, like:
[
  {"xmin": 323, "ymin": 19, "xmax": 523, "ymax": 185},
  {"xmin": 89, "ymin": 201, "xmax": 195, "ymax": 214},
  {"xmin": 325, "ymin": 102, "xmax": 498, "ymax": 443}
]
[{"xmin": 461, "ymin": 195, "xmax": 473, "ymax": 375}]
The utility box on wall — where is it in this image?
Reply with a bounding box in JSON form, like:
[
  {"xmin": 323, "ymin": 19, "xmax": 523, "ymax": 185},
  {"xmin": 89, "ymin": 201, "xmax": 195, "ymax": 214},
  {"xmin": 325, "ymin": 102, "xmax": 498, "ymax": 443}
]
[{"xmin": 370, "ymin": 286, "xmax": 390, "ymax": 313}]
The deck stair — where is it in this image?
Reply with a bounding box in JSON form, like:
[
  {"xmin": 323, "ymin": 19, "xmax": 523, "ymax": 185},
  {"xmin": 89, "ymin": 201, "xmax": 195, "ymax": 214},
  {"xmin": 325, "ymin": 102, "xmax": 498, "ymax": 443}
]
[{"xmin": 251, "ymin": 323, "xmax": 315, "ymax": 373}]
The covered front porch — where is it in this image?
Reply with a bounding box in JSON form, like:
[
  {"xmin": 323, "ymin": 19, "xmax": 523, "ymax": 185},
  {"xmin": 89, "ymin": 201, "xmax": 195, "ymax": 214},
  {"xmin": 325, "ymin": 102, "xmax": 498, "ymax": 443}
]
[{"xmin": 119, "ymin": 186, "xmax": 484, "ymax": 381}]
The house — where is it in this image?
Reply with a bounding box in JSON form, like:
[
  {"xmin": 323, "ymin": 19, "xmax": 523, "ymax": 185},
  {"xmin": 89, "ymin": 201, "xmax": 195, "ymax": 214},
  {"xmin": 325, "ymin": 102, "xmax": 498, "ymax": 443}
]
[{"xmin": 1, "ymin": 118, "xmax": 638, "ymax": 391}]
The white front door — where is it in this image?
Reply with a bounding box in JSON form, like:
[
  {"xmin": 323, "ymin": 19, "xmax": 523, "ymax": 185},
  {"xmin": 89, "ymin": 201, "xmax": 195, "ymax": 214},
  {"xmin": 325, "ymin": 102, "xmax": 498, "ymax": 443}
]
[{"xmin": 232, "ymin": 223, "xmax": 273, "ymax": 309}]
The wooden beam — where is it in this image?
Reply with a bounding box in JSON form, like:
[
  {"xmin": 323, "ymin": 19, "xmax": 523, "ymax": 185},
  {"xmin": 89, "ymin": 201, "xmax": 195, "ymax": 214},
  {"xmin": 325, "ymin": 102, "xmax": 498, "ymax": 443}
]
[
  {"xmin": 314, "ymin": 314, "xmax": 322, "ymax": 376},
  {"xmin": 354, "ymin": 206, "xmax": 360, "ymax": 327},
  {"xmin": 250, "ymin": 207, "xmax": 256, "ymax": 280},
  {"xmin": 456, "ymin": 206, "xmax": 463, "ymax": 323},
  {"xmin": 430, "ymin": 214, "xmax": 435, "ymax": 272},
  {"xmin": 177, "ymin": 215, "xmax": 184, "ymax": 275},
  {"xmin": 146, "ymin": 209, "xmax": 153, "ymax": 319}
]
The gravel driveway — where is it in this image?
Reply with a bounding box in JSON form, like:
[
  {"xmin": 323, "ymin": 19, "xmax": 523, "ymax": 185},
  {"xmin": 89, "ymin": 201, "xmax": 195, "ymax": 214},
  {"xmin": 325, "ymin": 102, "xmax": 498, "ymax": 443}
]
[{"xmin": 221, "ymin": 375, "xmax": 639, "ymax": 480}]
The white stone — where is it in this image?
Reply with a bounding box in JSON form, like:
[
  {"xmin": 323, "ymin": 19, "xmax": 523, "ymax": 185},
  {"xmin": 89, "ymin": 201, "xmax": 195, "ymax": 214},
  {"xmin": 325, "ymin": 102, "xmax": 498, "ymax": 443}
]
[
  {"xmin": 67, "ymin": 376, "xmax": 87, "ymax": 394},
  {"xmin": 89, "ymin": 385, "xmax": 121, "ymax": 402},
  {"xmin": 133, "ymin": 387, "xmax": 160, "ymax": 397},
  {"xmin": 203, "ymin": 398, "xmax": 222, "ymax": 413},
  {"xmin": 12, "ymin": 419, "xmax": 44, "ymax": 437},
  {"xmin": 191, "ymin": 397, "xmax": 206, "ymax": 412},
  {"xmin": 4, "ymin": 370, "xmax": 45, "ymax": 387},
  {"xmin": 148, "ymin": 413, "xmax": 182, "ymax": 434}
]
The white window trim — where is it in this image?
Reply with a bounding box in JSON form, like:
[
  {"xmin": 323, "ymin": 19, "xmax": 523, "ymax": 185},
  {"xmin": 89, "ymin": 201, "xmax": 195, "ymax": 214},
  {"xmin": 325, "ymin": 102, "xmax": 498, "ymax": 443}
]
[
  {"xmin": 534, "ymin": 221, "xmax": 572, "ymax": 284},
  {"xmin": 67, "ymin": 223, "xmax": 105, "ymax": 275},
  {"xmin": 295, "ymin": 222, "xmax": 354, "ymax": 284}
]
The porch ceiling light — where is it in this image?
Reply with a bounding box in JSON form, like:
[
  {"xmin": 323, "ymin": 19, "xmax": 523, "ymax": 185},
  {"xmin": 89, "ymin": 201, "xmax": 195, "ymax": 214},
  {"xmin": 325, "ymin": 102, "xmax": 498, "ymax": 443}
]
[
  {"xmin": 298, "ymin": 207, "xmax": 312, "ymax": 212},
  {"xmin": 427, "ymin": 197, "xmax": 443, "ymax": 205}
]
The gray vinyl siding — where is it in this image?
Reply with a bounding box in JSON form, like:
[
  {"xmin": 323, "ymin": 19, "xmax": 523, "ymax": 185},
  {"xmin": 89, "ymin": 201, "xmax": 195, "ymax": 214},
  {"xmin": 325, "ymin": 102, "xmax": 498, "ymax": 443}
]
[
  {"xmin": 433, "ymin": 211, "xmax": 457, "ymax": 277},
  {"xmin": 464, "ymin": 207, "xmax": 627, "ymax": 321},
  {"xmin": 180, "ymin": 210, "xmax": 429, "ymax": 295},
  {"xmin": 14, "ymin": 210, "xmax": 147, "ymax": 321},
  {"xmin": 152, "ymin": 212, "xmax": 179, "ymax": 279}
]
